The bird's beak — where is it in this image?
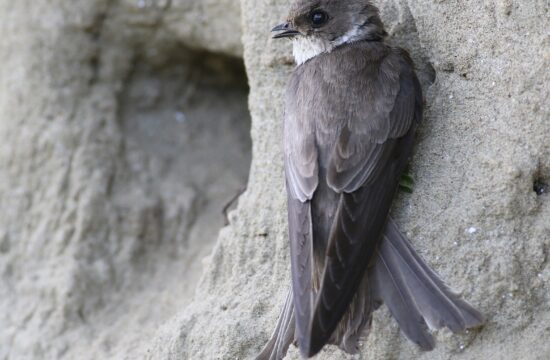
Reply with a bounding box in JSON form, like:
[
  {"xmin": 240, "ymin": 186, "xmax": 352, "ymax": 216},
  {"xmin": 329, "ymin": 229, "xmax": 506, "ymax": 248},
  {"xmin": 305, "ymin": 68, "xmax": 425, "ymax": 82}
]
[{"xmin": 272, "ymin": 22, "xmax": 301, "ymax": 39}]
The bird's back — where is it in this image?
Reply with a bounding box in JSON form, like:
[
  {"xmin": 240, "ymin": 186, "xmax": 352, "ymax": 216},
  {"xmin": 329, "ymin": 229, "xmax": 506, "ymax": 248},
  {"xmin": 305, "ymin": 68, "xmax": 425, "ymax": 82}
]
[
  {"xmin": 285, "ymin": 39, "xmax": 413, "ymax": 278},
  {"xmin": 283, "ymin": 40, "xmax": 423, "ymax": 355}
]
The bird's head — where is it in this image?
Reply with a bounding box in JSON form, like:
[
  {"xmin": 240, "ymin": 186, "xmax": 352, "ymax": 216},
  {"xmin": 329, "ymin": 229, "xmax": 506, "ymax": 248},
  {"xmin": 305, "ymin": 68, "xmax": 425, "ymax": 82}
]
[{"xmin": 272, "ymin": 0, "xmax": 387, "ymax": 63}]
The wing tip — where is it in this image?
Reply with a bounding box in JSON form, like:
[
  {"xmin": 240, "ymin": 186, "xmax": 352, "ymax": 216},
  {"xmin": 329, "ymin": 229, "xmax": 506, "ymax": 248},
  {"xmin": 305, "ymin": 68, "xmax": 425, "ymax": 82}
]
[
  {"xmin": 296, "ymin": 315, "xmax": 332, "ymax": 359},
  {"xmin": 417, "ymin": 334, "xmax": 436, "ymax": 351},
  {"xmin": 300, "ymin": 340, "xmax": 324, "ymax": 359}
]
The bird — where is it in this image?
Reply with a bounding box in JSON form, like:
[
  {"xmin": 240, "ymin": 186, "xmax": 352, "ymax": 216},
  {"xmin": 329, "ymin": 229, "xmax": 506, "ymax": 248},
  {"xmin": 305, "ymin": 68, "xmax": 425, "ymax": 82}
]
[{"xmin": 257, "ymin": 0, "xmax": 485, "ymax": 359}]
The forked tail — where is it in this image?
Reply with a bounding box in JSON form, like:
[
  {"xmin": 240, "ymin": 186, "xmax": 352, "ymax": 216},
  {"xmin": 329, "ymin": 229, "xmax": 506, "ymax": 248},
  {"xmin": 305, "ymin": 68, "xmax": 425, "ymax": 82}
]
[{"xmin": 256, "ymin": 217, "xmax": 484, "ymax": 359}]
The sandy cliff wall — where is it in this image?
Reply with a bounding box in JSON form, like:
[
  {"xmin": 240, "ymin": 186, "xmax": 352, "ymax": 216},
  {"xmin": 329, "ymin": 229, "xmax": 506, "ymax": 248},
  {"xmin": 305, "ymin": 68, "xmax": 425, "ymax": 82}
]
[
  {"xmin": 149, "ymin": 0, "xmax": 549, "ymax": 359},
  {"xmin": 0, "ymin": 0, "xmax": 548, "ymax": 359},
  {"xmin": 0, "ymin": 1, "xmax": 249, "ymax": 359}
]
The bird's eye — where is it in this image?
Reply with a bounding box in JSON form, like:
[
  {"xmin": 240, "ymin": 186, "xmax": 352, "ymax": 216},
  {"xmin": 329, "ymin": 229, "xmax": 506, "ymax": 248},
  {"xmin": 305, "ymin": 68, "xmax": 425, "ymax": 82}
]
[{"xmin": 310, "ymin": 10, "xmax": 328, "ymax": 27}]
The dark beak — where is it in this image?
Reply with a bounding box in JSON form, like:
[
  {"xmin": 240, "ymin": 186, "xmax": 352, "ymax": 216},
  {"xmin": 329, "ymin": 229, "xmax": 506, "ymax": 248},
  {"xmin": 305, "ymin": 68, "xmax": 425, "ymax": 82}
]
[{"xmin": 272, "ymin": 22, "xmax": 301, "ymax": 39}]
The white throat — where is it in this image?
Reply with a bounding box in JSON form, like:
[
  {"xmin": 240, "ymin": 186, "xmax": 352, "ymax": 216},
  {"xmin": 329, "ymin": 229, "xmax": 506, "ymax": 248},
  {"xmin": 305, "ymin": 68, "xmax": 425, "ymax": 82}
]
[
  {"xmin": 292, "ymin": 26, "xmax": 365, "ymax": 65},
  {"xmin": 292, "ymin": 37, "xmax": 334, "ymax": 65}
]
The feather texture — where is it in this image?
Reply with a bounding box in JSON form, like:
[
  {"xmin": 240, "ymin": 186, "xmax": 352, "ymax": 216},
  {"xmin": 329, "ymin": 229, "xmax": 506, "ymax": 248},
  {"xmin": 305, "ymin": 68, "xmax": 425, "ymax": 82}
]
[{"xmin": 286, "ymin": 195, "xmax": 314, "ymax": 350}]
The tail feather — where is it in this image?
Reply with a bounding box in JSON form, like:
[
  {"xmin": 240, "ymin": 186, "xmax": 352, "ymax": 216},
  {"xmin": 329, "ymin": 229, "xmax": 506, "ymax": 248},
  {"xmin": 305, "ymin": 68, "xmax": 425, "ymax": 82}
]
[
  {"xmin": 256, "ymin": 289, "xmax": 296, "ymax": 360},
  {"xmin": 379, "ymin": 218, "xmax": 483, "ymax": 332},
  {"xmin": 334, "ymin": 271, "xmax": 377, "ymax": 353},
  {"xmin": 383, "ymin": 219, "xmax": 484, "ymax": 329},
  {"xmin": 255, "ymin": 218, "xmax": 484, "ymax": 359},
  {"xmin": 372, "ymin": 241, "xmax": 436, "ymax": 350}
]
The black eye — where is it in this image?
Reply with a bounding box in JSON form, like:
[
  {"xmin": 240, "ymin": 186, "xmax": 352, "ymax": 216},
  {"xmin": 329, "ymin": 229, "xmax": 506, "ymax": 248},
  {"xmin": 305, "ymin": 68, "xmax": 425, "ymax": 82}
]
[{"xmin": 310, "ymin": 10, "xmax": 328, "ymax": 27}]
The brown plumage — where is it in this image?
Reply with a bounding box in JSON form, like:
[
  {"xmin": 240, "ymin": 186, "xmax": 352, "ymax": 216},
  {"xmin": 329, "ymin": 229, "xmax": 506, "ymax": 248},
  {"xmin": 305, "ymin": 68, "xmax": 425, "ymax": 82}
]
[{"xmin": 258, "ymin": 1, "xmax": 484, "ymax": 359}]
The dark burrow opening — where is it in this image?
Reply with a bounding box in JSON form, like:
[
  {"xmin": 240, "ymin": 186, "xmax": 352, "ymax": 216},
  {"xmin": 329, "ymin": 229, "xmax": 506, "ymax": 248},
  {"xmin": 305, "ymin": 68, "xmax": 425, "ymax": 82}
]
[
  {"xmin": 116, "ymin": 46, "xmax": 251, "ymax": 263},
  {"xmin": 83, "ymin": 47, "xmax": 252, "ymax": 358}
]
